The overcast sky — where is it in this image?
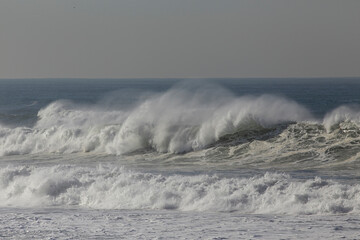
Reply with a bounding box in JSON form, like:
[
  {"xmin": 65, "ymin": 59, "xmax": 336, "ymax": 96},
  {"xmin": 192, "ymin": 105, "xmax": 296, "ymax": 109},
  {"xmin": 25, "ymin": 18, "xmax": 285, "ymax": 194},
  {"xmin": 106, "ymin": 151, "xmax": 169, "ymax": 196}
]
[{"xmin": 0, "ymin": 0, "xmax": 359, "ymax": 79}]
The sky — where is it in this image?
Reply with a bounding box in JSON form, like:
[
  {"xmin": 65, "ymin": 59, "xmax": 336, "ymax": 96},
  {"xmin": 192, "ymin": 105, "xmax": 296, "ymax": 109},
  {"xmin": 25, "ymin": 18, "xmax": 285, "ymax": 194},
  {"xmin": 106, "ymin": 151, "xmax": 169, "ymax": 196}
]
[{"xmin": 0, "ymin": 0, "xmax": 359, "ymax": 79}]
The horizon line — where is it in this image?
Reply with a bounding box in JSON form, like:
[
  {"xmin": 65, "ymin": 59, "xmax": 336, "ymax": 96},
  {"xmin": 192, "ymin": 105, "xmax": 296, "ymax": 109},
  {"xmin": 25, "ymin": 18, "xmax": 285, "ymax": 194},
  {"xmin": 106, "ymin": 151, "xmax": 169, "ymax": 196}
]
[{"xmin": 0, "ymin": 76, "xmax": 360, "ymax": 80}]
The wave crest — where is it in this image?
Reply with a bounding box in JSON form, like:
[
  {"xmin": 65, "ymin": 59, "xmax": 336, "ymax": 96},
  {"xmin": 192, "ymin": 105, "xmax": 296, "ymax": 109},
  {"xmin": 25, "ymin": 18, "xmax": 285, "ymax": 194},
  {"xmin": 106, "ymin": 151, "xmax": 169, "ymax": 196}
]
[
  {"xmin": 0, "ymin": 85, "xmax": 313, "ymax": 156},
  {"xmin": 323, "ymin": 105, "xmax": 360, "ymax": 132}
]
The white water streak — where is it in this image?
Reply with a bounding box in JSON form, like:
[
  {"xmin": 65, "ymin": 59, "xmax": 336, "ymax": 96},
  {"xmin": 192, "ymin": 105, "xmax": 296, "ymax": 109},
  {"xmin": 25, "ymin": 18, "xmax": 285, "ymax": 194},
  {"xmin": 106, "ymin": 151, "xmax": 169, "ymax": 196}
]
[{"xmin": 0, "ymin": 165, "xmax": 359, "ymax": 214}]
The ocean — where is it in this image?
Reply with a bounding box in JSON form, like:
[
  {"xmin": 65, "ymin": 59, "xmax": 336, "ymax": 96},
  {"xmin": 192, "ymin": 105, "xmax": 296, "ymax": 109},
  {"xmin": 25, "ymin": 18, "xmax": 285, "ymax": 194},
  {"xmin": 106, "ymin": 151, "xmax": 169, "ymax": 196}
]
[{"xmin": 1, "ymin": 78, "xmax": 360, "ymax": 239}]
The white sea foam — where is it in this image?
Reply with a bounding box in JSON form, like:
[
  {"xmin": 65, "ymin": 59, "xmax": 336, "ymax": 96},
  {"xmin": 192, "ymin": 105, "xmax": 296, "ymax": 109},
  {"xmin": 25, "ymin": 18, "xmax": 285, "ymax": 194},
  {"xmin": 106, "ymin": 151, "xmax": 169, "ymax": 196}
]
[
  {"xmin": 0, "ymin": 83, "xmax": 314, "ymax": 156},
  {"xmin": 0, "ymin": 165, "xmax": 359, "ymax": 214}
]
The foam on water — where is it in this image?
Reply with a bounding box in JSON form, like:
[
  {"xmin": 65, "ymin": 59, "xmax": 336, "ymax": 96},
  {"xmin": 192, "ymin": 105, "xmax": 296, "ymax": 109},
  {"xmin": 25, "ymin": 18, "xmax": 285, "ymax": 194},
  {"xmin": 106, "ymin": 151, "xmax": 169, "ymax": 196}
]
[{"xmin": 0, "ymin": 165, "xmax": 359, "ymax": 214}]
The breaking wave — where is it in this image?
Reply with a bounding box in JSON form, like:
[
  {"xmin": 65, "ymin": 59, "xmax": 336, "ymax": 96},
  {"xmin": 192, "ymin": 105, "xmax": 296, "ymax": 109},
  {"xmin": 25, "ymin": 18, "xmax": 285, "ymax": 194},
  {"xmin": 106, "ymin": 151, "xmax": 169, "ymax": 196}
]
[
  {"xmin": 1, "ymin": 165, "xmax": 359, "ymax": 215},
  {"xmin": 0, "ymin": 84, "xmax": 312, "ymax": 156},
  {"xmin": 0, "ymin": 83, "xmax": 360, "ymax": 162},
  {"xmin": 323, "ymin": 105, "xmax": 360, "ymax": 132}
]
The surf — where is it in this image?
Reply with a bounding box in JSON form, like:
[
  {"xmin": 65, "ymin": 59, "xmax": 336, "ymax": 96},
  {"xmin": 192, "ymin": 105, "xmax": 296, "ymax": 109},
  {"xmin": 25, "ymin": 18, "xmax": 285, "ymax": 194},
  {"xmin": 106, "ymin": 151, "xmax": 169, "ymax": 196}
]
[
  {"xmin": 0, "ymin": 81, "xmax": 360, "ymax": 171},
  {"xmin": 0, "ymin": 165, "xmax": 359, "ymax": 215}
]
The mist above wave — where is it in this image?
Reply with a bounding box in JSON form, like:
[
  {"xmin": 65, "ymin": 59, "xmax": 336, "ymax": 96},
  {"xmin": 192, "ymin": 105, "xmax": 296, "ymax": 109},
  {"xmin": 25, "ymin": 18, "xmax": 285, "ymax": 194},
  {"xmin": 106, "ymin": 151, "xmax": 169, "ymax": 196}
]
[{"xmin": 0, "ymin": 82, "xmax": 313, "ymax": 156}]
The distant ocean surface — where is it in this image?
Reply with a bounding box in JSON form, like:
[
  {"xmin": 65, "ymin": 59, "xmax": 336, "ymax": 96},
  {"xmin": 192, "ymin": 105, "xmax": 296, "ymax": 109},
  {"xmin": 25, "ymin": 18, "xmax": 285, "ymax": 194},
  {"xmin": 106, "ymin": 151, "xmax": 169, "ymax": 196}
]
[{"xmin": 1, "ymin": 78, "xmax": 360, "ymax": 239}]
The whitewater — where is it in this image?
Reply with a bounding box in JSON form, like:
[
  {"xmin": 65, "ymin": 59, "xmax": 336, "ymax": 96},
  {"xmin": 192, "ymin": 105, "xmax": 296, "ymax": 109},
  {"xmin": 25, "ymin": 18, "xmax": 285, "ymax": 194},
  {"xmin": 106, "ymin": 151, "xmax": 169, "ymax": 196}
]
[{"xmin": 1, "ymin": 78, "xmax": 360, "ymax": 239}]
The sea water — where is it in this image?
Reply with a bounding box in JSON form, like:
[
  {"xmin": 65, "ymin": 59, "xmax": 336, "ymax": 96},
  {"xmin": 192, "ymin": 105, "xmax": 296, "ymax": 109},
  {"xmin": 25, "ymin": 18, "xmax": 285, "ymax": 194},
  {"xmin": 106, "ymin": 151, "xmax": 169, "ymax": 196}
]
[{"xmin": 1, "ymin": 78, "xmax": 360, "ymax": 239}]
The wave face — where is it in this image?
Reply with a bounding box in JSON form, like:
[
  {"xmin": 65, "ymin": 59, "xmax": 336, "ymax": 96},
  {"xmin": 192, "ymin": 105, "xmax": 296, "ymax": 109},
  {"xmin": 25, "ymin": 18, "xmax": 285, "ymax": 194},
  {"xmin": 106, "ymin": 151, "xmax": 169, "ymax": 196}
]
[
  {"xmin": 1, "ymin": 165, "xmax": 359, "ymax": 214},
  {"xmin": 0, "ymin": 83, "xmax": 313, "ymax": 156}
]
